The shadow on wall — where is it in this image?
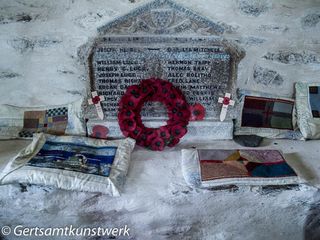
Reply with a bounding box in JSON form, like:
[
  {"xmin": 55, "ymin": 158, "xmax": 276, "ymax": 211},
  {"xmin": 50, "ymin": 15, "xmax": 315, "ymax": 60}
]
[{"xmin": 304, "ymin": 190, "xmax": 320, "ymax": 240}]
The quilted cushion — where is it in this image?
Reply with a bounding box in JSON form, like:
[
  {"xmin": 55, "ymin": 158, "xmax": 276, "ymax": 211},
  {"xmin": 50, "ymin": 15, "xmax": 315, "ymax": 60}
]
[
  {"xmin": 0, "ymin": 134, "xmax": 136, "ymax": 196},
  {"xmin": 234, "ymin": 90, "xmax": 303, "ymax": 140},
  {"xmin": 295, "ymin": 82, "xmax": 320, "ymax": 139},
  {"xmin": 0, "ymin": 99, "xmax": 85, "ymax": 139}
]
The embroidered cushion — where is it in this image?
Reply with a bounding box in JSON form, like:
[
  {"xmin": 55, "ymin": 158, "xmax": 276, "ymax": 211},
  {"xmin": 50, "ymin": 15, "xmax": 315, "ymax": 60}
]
[
  {"xmin": 0, "ymin": 134, "xmax": 136, "ymax": 196},
  {"xmin": 182, "ymin": 148, "xmax": 302, "ymax": 188},
  {"xmin": 295, "ymin": 82, "xmax": 320, "ymax": 139},
  {"xmin": 0, "ymin": 99, "xmax": 85, "ymax": 139},
  {"xmin": 234, "ymin": 90, "xmax": 303, "ymax": 139}
]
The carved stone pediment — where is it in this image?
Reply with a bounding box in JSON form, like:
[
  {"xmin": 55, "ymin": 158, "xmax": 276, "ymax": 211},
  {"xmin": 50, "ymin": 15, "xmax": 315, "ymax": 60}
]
[{"xmin": 98, "ymin": 0, "xmax": 225, "ymax": 36}]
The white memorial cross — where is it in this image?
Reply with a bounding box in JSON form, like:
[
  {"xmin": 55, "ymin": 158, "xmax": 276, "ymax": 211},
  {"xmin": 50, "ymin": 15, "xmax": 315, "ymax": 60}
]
[
  {"xmin": 218, "ymin": 93, "xmax": 235, "ymax": 122},
  {"xmin": 88, "ymin": 91, "xmax": 105, "ymax": 120}
]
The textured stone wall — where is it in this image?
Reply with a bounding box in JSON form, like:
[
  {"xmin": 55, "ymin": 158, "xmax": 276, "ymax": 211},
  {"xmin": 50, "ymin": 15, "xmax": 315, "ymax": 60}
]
[{"xmin": 0, "ymin": 0, "xmax": 319, "ymax": 106}]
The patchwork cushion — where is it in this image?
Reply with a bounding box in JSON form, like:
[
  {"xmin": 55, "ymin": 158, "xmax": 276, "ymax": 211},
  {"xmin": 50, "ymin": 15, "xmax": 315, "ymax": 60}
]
[
  {"xmin": 181, "ymin": 148, "xmax": 302, "ymax": 188},
  {"xmin": 234, "ymin": 90, "xmax": 303, "ymax": 139},
  {"xmin": 0, "ymin": 134, "xmax": 136, "ymax": 196},
  {"xmin": 295, "ymin": 83, "xmax": 320, "ymax": 139},
  {"xmin": 0, "ymin": 99, "xmax": 85, "ymax": 139}
]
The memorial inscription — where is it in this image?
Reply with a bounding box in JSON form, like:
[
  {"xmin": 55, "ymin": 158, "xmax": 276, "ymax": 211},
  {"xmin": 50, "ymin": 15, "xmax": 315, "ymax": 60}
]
[{"xmin": 90, "ymin": 37, "xmax": 235, "ymax": 119}]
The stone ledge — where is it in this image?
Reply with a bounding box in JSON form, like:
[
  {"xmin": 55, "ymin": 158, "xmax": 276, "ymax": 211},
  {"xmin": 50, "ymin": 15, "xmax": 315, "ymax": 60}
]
[{"xmin": 86, "ymin": 119, "xmax": 234, "ymax": 140}]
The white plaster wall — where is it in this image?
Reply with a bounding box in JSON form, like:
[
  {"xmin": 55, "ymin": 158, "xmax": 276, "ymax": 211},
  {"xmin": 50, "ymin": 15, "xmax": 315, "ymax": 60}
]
[{"xmin": 0, "ymin": 0, "xmax": 319, "ymax": 106}]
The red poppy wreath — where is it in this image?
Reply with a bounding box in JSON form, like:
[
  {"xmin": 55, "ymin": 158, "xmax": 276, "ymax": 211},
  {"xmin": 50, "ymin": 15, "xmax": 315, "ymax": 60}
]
[{"xmin": 118, "ymin": 78, "xmax": 191, "ymax": 151}]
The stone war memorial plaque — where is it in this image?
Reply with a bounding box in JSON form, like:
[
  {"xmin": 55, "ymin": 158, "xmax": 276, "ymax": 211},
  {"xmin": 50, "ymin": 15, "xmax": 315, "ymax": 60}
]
[{"xmin": 80, "ymin": 0, "xmax": 245, "ymax": 139}]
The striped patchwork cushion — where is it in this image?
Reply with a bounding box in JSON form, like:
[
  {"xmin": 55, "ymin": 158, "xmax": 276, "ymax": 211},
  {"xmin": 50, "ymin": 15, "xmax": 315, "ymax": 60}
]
[
  {"xmin": 181, "ymin": 148, "xmax": 302, "ymax": 189},
  {"xmin": 19, "ymin": 107, "xmax": 68, "ymax": 138},
  {"xmin": 198, "ymin": 149, "xmax": 297, "ymax": 183},
  {"xmin": 234, "ymin": 90, "xmax": 303, "ymax": 140},
  {"xmin": 0, "ymin": 99, "xmax": 85, "ymax": 139},
  {"xmin": 241, "ymin": 96, "xmax": 294, "ymax": 130}
]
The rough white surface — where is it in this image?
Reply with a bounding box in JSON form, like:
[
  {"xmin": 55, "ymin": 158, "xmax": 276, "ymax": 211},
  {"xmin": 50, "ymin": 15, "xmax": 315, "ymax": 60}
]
[{"xmin": 1, "ymin": 139, "xmax": 320, "ymax": 239}]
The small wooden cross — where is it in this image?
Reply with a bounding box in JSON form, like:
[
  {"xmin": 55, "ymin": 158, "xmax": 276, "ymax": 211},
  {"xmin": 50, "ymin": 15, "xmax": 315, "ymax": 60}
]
[
  {"xmin": 88, "ymin": 91, "xmax": 105, "ymax": 120},
  {"xmin": 218, "ymin": 93, "xmax": 235, "ymax": 122}
]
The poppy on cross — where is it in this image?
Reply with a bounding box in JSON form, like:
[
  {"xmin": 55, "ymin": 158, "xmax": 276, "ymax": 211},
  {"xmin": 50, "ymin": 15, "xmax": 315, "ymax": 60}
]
[
  {"xmin": 218, "ymin": 93, "xmax": 235, "ymax": 122},
  {"xmin": 88, "ymin": 91, "xmax": 105, "ymax": 120}
]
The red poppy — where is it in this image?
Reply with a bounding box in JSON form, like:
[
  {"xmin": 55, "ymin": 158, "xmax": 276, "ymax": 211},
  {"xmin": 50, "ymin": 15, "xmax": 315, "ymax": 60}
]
[
  {"xmin": 149, "ymin": 78, "xmax": 163, "ymax": 91},
  {"xmin": 168, "ymin": 92, "xmax": 178, "ymax": 101},
  {"xmin": 140, "ymin": 79, "xmax": 157, "ymax": 94},
  {"xmin": 118, "ymin": 109, "xmax": 135, "ymax": 120},
  {"xmin": 119, "ymin": 95, "xmax": 140, "ymax": 110},
  {"xmin": 189, "ymin": 103, "xmax": 206, "ymax": 121},
  {"xmin": 179, "ymin": 109, "xmax": 191, "ymax": 120},
  {"xmin": 120, "ymin": 118, "xmax": 136, "ymax": 132},
  {"xmin": 91, "ymin": 125, "xmax": 109, "ymax": 139},
  {"xmin": 140, "ymin": 86, "xmax": 154, "ymax": 98},
  {"xmin": 167, "ymin": 137, "xmax": 180, "ymax": 147},
  {"xmin": 151, "ymin": 137, "xmax": 165, "ymax": 151},
  {"xmin": 136, "ymin": 133, "xmax": 148, "ymax": 147},
  {"xmin": 145, "ymin": 129, "xmax": 158, "ymax": 145},
  {"xmin": 129, "ymin": 126, "xmax": 143, "ymax": 139},
  {"xmin": 173, "ymin": 98, "xmax": 187, "ymax": 109},
  {"xmin": 168, "ymin": 108, "xmax": 190, "ymax": 123},
  {"xmin": 223, "ymin": 97, "xmax": 230, "ymax": 105},
  {"xmin": 158, "ymin": 82, "xmax": 172, "ymax": 98},
  {"xmin": 173, "ymin": 87, "xmax": 184, "ymax": 99},
  {"xmin": 157, "ymin": 126, "xmax": 170, "ymax": 141},
  {"xmin": 126, "ymin": 85, "xmax": 142, "ymax": 100},
  {"xmin": 134, "ymin": 110, "xmax": 143, "ymax": 127},
  {"xmin": 92, "ymin": 96, "xmax": 101, "ymax": 104},
  {"xmin": 170, "ymin": 125, "xmax": 187, "ymax": 138}
]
